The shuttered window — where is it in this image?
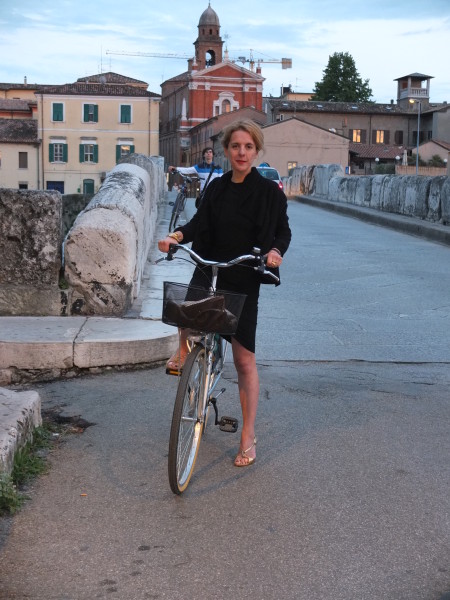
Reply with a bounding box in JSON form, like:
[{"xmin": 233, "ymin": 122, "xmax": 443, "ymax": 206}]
[
  {"xmin": 79, "ymin": 143, "xmax": 98, "ymax": 163},
  {"xmin": 49, "ymin": 143, "xmax": 68, "ymax": 162},
  {"xmin": 52, "ymin": 103, "xmax": 64, "ymax": 122},
  {"xmin": 116, "ymin": 144, "xmax": 135, "ymax": 162},
  {"xmin": 83, "ymin": 104, "xmax": 98, "ymax": 123},
  {"xmin": 120, "ymin": 105, "xmax": 131, "ymax": 123}
]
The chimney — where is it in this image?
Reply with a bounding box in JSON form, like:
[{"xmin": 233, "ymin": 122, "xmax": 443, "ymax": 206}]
[{"xmin": 24, "ymin": 76, "xmax": 27, "ymax": 85}]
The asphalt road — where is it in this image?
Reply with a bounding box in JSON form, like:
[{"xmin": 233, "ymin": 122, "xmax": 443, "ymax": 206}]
[{"xmin": 1, "ymin": 202, "xmax": 450, "ymax": 600}]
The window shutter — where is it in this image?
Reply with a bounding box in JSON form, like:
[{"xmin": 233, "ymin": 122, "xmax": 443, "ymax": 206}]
[
  {"xmin": 116, "ymin": 145, "xmax": 121, "ymax": 162},
  {"xmin": 53, "ymin": 103, "xmax": 63, "ymax": 121},
  {"xmin": 63, "ymin": 144, "xmax": 68, "ymax": 162},
  {"xmin": 79, "ymin": 144, "xmax": 85, "ymax": 163},
  {"xmin": 121, "ymin": 105, "xmax": 131, "ymax": 123},
  {"xmin": 372, "ymin": 130, "xmax": 377, "ymax": 144},
  {"xmin": 93, "ymin": 145, "xmax": 98, "ymax": 163},
  {"xmin": 130, "ymin": 145, "xmax": 135, "ymax": 154},
  {"xmin": 94, "ymin": 105, "xmax": 98, "ymax": 122},
  {"xmin": 83, "ymin": 105, "xmax": 89, "ymax": 122},
  {"xmin": 349, "ymin": 129, "xmax": 353, "ymax": 141},
  {"xmin": 361, "ymin": 130, "xmax": 367, "ymax": 144},
  {"xmin": 384, "ymin": 130, "xmax": 390, "ymax": 144},
  {"xmin": 49, "ymin": 144, "xmax": 54, "ymax": 162},
  {"xmin": 395, "ymin": 130, "xmax": 404, "ymax": 145}
]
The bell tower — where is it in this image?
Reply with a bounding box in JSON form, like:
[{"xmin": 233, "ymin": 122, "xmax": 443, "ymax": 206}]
[{"xmin": 194, "ymin": 3, "xmax": 223, "ymax": 70}]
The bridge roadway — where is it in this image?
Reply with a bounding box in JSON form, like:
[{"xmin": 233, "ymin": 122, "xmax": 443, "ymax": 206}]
[{"xmin": 1, "ymin": 195, "xmax": 450, "ymax": 599}]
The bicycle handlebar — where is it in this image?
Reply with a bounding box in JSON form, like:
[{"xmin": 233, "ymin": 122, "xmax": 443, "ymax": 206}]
[
  {"xmin": 170, "ymin": 169, "xmax": 199, "ymax": 184},
  {"xmin": 161, "ymin": 243, "xmax": 280, "ymax": 284}
]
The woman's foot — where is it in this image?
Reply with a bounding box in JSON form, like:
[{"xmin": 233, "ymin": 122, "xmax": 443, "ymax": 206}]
[
  {"xmin": 234, "ymin": 437, "xmax": 257, "ymax": 467},
  {"xmin": 165, "ymin": 349, "xmax": 189, "ymax": 375}
]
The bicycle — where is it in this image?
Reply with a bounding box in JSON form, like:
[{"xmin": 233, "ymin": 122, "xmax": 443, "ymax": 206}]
[
  {"xmin": 168, "ymin": 171, "xmax": 197, "ymax": 232},
  {"xmin": 160, "ymin": 243, "xmax": 279, "ymax": 494}
]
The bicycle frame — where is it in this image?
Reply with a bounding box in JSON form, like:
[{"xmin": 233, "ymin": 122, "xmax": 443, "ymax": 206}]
[{"xmin": 163, "ymin": 243, "xmax": 279, "ymax": 494}]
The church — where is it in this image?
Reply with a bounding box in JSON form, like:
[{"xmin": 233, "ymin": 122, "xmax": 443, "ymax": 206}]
[{"xmin": 159, "ymin": 4, "xmax": 265, "ymax": 167}]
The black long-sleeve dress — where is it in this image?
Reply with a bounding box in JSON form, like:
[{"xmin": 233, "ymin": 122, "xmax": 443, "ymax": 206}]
[{"xmin": 176, "ymin": 167, "xmax": 291, "ymax": 353}]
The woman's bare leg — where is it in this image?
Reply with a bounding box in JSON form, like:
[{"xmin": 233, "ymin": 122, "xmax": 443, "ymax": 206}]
[{"xmin": 231, "ymin": 338, "xmax": 259, "ymax": 465}]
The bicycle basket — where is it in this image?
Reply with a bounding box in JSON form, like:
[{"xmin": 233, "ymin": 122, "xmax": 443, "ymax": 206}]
[{"xmin": 162, "ymin": 282, "xmax": 247, "ymax": 334}]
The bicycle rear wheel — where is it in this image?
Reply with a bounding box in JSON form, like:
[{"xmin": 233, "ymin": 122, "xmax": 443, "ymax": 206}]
[
  {"xmin": 168, "ymin": 343, "xmax": 207, "ymax": 494},
  {"xmin": 169, "ymin": 192, "xmax": 185, "ymax": 232}
]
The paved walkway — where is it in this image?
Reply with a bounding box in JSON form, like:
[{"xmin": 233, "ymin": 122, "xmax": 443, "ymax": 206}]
[
  {"xmin": 1, "ymin": 192, "xmax": 450, "ymax": 473},
  {"xmin": 0, "ymin": 192, "xmax": 195, "ymax": 472}
]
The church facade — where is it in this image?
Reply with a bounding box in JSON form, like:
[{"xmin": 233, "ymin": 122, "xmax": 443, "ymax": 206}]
[{"xmin": 159, "ymin": 4, "xmax": 264, "ymax": 167}]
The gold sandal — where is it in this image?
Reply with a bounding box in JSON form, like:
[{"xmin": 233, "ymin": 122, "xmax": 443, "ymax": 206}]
[
  {"xmin": 165, "ymin": 350, "xmax": 188, "ymax": 376},
  {"xmin": 234, "ymin": 437, "xmax": 257, "ymax": 467}
]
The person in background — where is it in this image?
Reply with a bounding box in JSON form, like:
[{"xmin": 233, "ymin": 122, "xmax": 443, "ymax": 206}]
[
  {"xmin": 168, "ymin": 147, "xmax": 223, "ymax": 206},
  {"xmin": 159, "ymin": 120, "xmax": 291, "ymax": 468}
]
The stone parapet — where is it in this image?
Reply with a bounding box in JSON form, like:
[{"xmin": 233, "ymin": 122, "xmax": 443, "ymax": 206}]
[
  {"xmin": 64, "ymin": 154, "xmax": 166, "ymax": 316},
  {"xmin": 284, "ymin": 165, "xmax": 450, "ymax": 226},
  {"xmin": 0, "ymin": 387, "xmax": 42, "ymax": 475},
  {"xmin": 0, "ymin": 188, "xmax": 63, "ymax": 316}
]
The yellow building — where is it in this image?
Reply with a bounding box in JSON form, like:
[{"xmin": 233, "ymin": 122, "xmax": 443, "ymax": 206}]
[
  {"xmin": 37, "ymin": 73, "xmax": 161, "ymax": 194},
  {"xmin": 0, "ymin": 73, "xmax": 161, "ymax": 194}
]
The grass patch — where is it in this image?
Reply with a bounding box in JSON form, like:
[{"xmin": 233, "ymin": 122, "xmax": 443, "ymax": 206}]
[{"xmin": 1, "ymin": 425, "xmax": 56, "ymax": 516}]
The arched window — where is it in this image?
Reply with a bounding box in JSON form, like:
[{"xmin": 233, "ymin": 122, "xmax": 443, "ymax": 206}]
[{"xmin": 222, "ymin": 99, "xmax": 231, "ymax": 113}]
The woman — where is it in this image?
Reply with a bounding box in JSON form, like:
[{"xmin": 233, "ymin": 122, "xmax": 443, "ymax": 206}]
[{"xmin": 158, "ymin": 120, "xmax": 291, "ymax": 467}]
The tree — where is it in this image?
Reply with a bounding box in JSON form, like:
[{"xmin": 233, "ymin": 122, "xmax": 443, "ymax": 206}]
[{"xmin": 313, "ymin": 52, "xmax": 373, "ymax": 102}]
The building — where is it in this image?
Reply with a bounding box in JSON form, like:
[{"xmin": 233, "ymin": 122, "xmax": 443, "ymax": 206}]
[
  {"xmin": 159, "ymin": 4, "xmax": 264, "ymax": 167},
  {"xmin": 264, "ymin": 73, "xmax": 450, "ymax": 174},
  {"xmin": 37, "ymin": 73, "xmax": 160, "ymax": 194},
  {"xmin": 260, "ymin": 118, "xmax": 349, "ymax": 177},
  {"xmin": 0, "ymin": 73, "xmax": 161, "ymax": 194}
]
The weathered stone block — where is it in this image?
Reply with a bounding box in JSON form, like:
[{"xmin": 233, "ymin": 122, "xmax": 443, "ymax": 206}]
[{"xmin": 0, "ymin": 189, "xmax": 62, "ymax": 285}]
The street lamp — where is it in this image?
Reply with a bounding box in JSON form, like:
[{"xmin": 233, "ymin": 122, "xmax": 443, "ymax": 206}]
[{"xmin": 409, "ymin": 99, "xmax": 421, "ymax": 175}]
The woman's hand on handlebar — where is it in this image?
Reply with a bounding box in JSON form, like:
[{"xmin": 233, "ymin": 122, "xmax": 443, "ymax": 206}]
[
  {"xmin": 265, "ymin": 248, "xmax": 283, "ymax": 269},
  {"xmin": 158, "ymin": 232, "xmax": 183, "ymax": 253}
]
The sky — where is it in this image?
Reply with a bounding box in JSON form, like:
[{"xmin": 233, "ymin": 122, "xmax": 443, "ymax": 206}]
[{"xmin": 2, "ymin": 0, "xmax": 450, "ymax": 104}]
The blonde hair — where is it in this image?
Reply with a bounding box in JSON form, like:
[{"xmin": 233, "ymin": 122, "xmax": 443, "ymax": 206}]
[{"xmin": 221, "ymin": 120, "xmax": 264, "ymax": 153}]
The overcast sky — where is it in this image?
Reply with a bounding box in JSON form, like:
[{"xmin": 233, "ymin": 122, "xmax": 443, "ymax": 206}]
[{"xmin": 2, "ymin": 0, "xmax": 449, "ymax": 104}]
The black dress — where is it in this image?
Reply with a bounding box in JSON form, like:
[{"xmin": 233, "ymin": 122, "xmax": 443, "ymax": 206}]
[{"xmin": 176, "ymin": 167, "xmax": 291, "ymax": 353}]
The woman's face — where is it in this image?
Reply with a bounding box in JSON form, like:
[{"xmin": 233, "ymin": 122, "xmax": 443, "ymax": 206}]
[{"xmin": 224, "ymin": 130, "xmax": 258, "ymax": 182}]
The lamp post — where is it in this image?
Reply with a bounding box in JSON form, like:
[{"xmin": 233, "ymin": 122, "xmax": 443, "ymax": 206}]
[
  {"xmin": 395, "ymin": 155, "xmax": 400, "ymax": 175},
  {"xmin": 409, "ymin": 99, "xmax": 421, "ymax": 174}
]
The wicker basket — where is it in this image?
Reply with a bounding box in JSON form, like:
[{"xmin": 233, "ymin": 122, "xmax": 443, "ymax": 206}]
[{"xmin": 162, "ymin": 282, "xmax": 246, "ymax": 334}]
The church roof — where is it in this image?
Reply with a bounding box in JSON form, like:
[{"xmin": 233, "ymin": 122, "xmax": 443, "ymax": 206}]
[{"xmin": 198, "ymin": 3, "xmax": 220, "ymax": 27}]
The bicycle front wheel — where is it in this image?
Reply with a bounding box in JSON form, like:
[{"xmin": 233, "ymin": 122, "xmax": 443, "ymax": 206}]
[
  {"xmin": 168, "ymin": 344, "xmax": 207, "ymax": 494},
  {"xmin": 169, "ymin": 192, "xmax": 185, "ymax": 232}
]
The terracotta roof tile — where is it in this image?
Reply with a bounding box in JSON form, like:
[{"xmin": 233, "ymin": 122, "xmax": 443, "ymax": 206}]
[
  {"xmin": 0, "ymin": 118, "xmax": 38, "ymax": 143},
  {"xmin": 38, "ymin": 82, "xmax": 160, "ymax": 98},
  {"xmin": 0, "ymin": 99, "xmax": 36, "ymax": 111},
  {"xmin": 349, "ymin": 143, "xmax": 406, "ymax": 159}
]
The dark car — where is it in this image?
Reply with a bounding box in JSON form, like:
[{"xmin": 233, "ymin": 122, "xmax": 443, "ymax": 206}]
[{"xmin": 256, "ymin": 164, "xmax": 283, "ymax": 190}]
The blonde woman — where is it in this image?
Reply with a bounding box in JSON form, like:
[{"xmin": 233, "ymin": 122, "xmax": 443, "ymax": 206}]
[{"xmin": 159, "ymin": 120, "xmax": 291, "ymax": 467}]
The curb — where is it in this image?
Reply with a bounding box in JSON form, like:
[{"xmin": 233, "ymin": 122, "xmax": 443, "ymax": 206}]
[
  {"xmin": 0, "ymin": 388, "xmax": 42, "ymax": 475},
  {"xmin": 296, "ymin": 195, "xmax": 450, "ymax": 247}
]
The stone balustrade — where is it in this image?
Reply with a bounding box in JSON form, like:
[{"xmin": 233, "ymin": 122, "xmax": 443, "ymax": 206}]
[
  {"xmin": 64, "ymin": 154, "xmax": 166, "ymax": 316},
  {"xmin": 283, "ymin": 165, "xmax": 450, "ymax": 225},
  {"xmin": 0, "ymin": 154, "xmax": 167, "ymax": 317}
]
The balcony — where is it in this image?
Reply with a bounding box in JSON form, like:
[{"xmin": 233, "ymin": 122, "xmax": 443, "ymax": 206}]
[{"xmin": 399, "ymin": 88, "xmax": 428, "ymax": 100}]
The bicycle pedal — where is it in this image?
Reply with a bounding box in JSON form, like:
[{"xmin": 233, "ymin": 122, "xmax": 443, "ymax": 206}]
[{"xmin": 218, "ymin": 416, "xmax": 238, "ymax": 433}]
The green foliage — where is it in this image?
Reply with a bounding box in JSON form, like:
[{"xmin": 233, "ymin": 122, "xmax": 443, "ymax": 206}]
[
  {"xmin": 428, "ymin": 154, "xmax": 445, "ymax": 167},
  {"xmin": 0, "ymin": 473, "xmax": 24, "ymax": 515},
  {"xmin": 0, "ymin": 426, "xmax": 53, "ymax": 515},
  {"xmin": 375, "ymin": 163, "xmax": 395, "ymax": 175},
  {"xmin": 313, "ymin": 52, "xmax": 373, "ymax": 102}
]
